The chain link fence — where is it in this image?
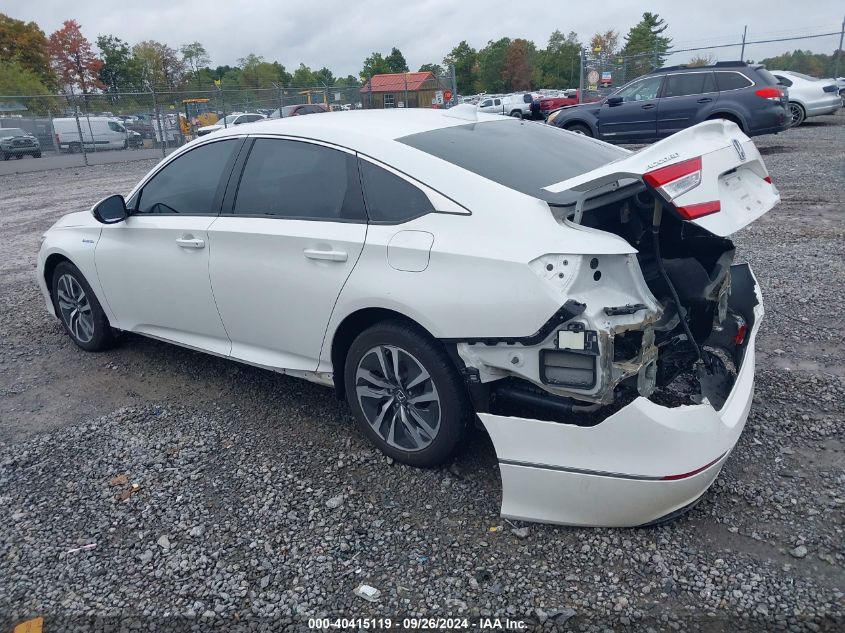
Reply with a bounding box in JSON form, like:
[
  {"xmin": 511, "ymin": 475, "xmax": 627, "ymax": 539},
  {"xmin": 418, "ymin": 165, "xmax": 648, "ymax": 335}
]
[
  {"xmin": 0, "ymin": 82, "xmax": 368, "ymax": 169},
  {"xmin": 577, "ymin": 29, "xmax": 844, "ymax": 101}
]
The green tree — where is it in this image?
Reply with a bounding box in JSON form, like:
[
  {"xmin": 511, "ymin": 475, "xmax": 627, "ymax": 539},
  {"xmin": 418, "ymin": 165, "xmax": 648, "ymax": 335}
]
[
  {"xmin": 535, "ymin": 30, "xmax": 581, "ymax": 88},
  {"xmin": 132, "ymin": 40, "xmax": 185, "ymax": 90},
  {"xmin": 384, "ymin": 47, "xmax": 409, "ymax": 73},
  {"xmin": 238, "ymin": 54, "xmax": 287, "ymax": 89},
  {"xmin": 180, "ymin": 42, "xmax": 210, "ymax": 87},
  {"xmin": 0, "ymin": 59, "xmax": 55, "ymax": 112},
  {"xmin": 97, "ymin": 35, "xmax": 142, "ymax": 93},
  {"xmin": 443, "ymin": 41, "xmax": 477, "ymax": 95},
  {"xmin": 0, "ymin": 13, "xmax": 53, "ymax": 88},
  {"xmin": 476, "ymin": 37, "xmax": 511, "ymax": 93},
  {"xmin": 418, "ymin": 63, "xmax": 444, "ymax": 77},
  {"xmin": 291, "ymin": 63, "xmax": 318, "ymax": 86},
  {"xmin": 360, "ymin": 52, "xmax": 390, "ymax": 81},
  {"xmin": 621, "ymin": 12, "xmax": 671, "ymax": 77},
  {"xmin": 313, "ymin": 67, "xmax": 335, "ymax": 86}
]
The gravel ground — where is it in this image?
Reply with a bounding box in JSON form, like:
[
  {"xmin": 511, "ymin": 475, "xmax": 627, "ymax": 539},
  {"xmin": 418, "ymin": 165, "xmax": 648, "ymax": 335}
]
[{"xmin": 0, "ymin": 115, "xmax": 843, "ymax": 631}]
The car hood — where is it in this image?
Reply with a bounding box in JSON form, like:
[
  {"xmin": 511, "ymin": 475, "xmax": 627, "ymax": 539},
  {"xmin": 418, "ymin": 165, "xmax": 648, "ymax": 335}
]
[{"xmin": 197, "ymin": 124, "xmax": 222, "ymax": 132}]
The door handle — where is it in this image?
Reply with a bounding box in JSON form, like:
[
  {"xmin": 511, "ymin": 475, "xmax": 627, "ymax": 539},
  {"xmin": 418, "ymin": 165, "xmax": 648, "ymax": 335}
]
[
  {"xmin": 303, "ymin": 248, "xmax": 348, "ymax": 262},
  {"xmin": 641, "ymin": 103, "xmax": 656, "ymax": 109},
  {"xmin": 176, "ymin": 237, "xmax": 205, "ymax": 249},
  {"xmin": 697, "ymin": 97, "xmax": 713, "ymax": 103}
]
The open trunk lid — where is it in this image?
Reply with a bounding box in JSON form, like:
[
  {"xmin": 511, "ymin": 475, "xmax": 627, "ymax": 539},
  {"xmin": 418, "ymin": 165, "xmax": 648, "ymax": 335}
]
[{"xmin": 543, "ymin": 119, "xmax": 779, "ymax": 237}]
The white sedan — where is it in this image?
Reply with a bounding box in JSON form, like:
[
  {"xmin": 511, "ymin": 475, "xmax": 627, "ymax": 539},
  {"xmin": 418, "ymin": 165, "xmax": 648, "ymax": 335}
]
[
  {"xmin": 770, "ymin": 70, "xmax": 842, "ymax": 126},
  {"xmin": 37, "ymin": 108, "xmax": 778, "ymax": 527}
]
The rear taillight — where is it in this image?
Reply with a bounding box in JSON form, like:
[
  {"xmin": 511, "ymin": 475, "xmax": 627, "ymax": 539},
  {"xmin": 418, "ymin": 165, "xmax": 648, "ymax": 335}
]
[
  {"xmin": 763, "ymin": 175, "xmax": 772, "ymax": 184},
  {"xmin": 675, "ymin": 201, "xmax": 721, "ymax": 220},
  {"xmin": 755, "ymin": 87, "xmax": 784, "ymax": 101},
  {"xmin": 644, "ymin": 157, "xmax": 703, "ymax": 201}
]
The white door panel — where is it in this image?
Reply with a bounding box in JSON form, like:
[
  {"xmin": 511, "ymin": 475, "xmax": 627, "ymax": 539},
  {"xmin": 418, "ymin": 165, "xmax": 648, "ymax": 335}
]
[
  {"xmin": 208, "ymin": 217, "xmax": 366, "ymax": 371},
  {"xmin": 94, "ymin": 215, "xmax": 230, "ymax": 355}
]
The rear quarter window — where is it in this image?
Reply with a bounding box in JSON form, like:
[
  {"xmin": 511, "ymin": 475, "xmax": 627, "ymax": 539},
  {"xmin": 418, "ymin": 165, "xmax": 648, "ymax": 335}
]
[
  {"xmin": 399, "ymin": 120, "xmax": 626, "ymax": 206},
  {"xmin": 716, "ymin": 71, "xmax": 754, "ymax": 91}
]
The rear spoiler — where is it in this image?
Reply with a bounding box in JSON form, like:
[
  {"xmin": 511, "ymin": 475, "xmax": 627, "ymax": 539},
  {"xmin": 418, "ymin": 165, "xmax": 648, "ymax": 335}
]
[{"xmin": 543, "ymin": 120, "xmax": 779, "ymax": 237}]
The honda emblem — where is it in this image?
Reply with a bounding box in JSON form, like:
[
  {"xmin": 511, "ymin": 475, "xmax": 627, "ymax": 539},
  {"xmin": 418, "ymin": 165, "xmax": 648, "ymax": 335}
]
[{"xmin": 732, "ymin": 139, "xmax": 746, "ymax": 162}]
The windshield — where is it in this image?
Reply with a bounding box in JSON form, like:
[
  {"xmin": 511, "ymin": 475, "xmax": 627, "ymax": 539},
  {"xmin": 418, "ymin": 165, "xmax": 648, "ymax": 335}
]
[
  {"xmin": 399, "ymin": 119, "xmax": 626, "ymax": 205},
  {"xmin": 0, "ymin": 128, "xmax": 26, "ymax": 137}
]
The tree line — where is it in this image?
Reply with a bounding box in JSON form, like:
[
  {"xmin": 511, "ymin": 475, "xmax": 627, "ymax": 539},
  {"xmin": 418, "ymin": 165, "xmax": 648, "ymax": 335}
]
[{"xmin": 1, "ymin": 11, "xmax": 842, "ymax": 105}]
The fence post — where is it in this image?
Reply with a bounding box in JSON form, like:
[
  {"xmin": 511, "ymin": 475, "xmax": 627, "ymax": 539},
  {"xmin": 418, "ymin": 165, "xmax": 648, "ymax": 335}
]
[
  {"xmin": 69, "ymin": 90, "xmax": 89, "ymax": 166},
  {"xmin": 151, "ymin": 88, "xmax": 166, "ymax": 158},
  {"xmin": 578, "ymin": 47, "xmax": 585, "ymax": 104},
  {"xmin": 835, "ymin": 14, "xmax": 844, "ymax": 78}
]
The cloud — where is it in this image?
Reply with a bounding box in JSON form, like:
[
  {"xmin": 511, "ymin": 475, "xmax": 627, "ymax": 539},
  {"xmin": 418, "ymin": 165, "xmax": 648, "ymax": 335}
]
[{"xmin": 3, "ymin": 0, "xmax": 841, "ymax": 76}]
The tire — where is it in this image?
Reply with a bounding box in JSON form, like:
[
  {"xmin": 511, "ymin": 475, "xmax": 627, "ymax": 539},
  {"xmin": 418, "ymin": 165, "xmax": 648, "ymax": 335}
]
[
  {"xmin": 344, "ymin": 321, "xmax": 470, "ymax": 467},
  {"xmin": 1, "ymin": 152, "xmax": 8, "ymax": 161},
  {"xmin": 566, "ymin": 123, "xmax": 592, "ymax": 137},
  {"xmin": 509, "ymin": 110, "xmax": 523, "ymax": 118},
  {"xmin": 33, "ymin": 152, "xmax": 41, "ymax": 158},
  {"xmin": 69, "ymin": 143, "xmax": 81, "ymax": 154},
  {"xmin": 51, "ymin": 261, "xmax": 116, "ymax": 352},
  {"xmin": 15, "ymin": 154, "xmax": 22, "ymax": 159},
  {"xmin": 788, "ymin": 102, "xmax": 806, "ymax": 127}
]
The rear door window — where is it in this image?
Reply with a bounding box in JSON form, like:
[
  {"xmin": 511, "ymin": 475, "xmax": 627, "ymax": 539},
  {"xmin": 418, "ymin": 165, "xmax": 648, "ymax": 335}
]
[
  {"xmin": 663, "ymin": 72, "xmax": 715, "ymax": 97},
  {"xmin": 232, "ymin": 139, "xmax": 365, "ymax": 221},
  {"xmin": 715, "ymin": 71, "xmax": 753, "ymax": 91}
]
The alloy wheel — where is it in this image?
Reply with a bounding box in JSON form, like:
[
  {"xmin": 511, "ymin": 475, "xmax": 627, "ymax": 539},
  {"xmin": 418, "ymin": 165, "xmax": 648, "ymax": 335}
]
[
  {"xmin": 789, "ymin": 103, "xmax": 804, "ymax": 126},
  {"xmin": 355, "ymin": 345, "xmax": 441, "ymax": 452},
  {"xmin": 56, "ymin": 273, "xmax": 95, "ymax": 343}
]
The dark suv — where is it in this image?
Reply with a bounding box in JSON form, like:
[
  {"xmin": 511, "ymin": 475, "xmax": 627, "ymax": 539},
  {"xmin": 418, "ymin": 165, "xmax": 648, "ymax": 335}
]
[{"xmin": 548, "ymin": 62, "xmax": 789, "ymax": 142}]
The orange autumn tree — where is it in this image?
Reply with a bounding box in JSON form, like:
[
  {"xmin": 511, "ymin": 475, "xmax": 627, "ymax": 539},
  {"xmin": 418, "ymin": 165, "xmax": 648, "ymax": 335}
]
[{"xmin": 48, "ymin": 20, "xmax": 103, "ymax": 95}]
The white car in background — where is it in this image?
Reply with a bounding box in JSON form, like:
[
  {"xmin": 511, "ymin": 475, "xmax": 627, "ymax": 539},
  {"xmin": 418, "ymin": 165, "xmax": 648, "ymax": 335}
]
[
  {"xmin": 37, "ymin": 108, "xmax": 777, "ymax": 527},
  {"xmin": 196, "ymin": 112, "xmax": 265, "ymax": 136},
  {"xmin": 770, "ymin": 70, "xmax": 842, "ymax": 126}
]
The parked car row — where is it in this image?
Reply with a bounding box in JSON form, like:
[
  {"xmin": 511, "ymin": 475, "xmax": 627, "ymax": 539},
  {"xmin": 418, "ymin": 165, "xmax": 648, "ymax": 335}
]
[{"xmin": 542, "ymin": 62, "xmax": 840, "ymax": 144}]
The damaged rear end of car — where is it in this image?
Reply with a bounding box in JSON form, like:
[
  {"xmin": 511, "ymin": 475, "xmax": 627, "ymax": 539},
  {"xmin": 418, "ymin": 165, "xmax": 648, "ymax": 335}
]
[{"xmin": 453, "ymin": 119, "xmax": 776, "ymax": 526}]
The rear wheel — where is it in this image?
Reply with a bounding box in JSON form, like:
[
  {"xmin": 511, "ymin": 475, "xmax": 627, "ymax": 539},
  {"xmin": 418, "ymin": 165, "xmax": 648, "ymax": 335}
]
[
  {"xmin": 566, "ymin": 123, "xmax": 592, "ymax": 137},
  {"xmin": 69, "ymin": 142, "xmax": 81, "ymax": 154},
  {"xmin": 344, "ymin": 321, "xmax": 470, "ymax": 467},
  {"xmin": 1, "ymin": 152, "xmax": 8, "ymax": 161},
  {"xmin": 509, "ymin": 110, "xmax": 523, "ymax": 118},
  {"xmin": 33, "ymin": 152, "xmax": 41, "ymax": 158},
  {"xmin": 51, "ymin": 261, "xmax": 116, "ymax": 352},
  {"xmin": 788, "ymin": 102, "xmax": 805, "ymax": 127}
]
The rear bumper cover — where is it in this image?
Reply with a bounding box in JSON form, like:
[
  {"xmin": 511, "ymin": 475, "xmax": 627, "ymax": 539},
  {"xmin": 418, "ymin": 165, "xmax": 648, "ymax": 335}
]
[{"xmin": 478, "ymin": 264, "xmax": 763, "ymax": 527}]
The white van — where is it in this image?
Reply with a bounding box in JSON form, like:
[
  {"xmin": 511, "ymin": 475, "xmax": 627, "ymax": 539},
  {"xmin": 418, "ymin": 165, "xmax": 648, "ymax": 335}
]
[{"xmin": 53, "ymin": 117, "xmax": 130, "ymax": 153}]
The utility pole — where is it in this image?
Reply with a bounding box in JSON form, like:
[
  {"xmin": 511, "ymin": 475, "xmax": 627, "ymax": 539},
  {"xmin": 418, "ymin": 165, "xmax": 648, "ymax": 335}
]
[
  {"xmin": 740, "ymin": 25, "xmax": 748, "ymax": 62},
  {"xmin": 578, "ymin": 47, "xmax": 585, "ymax": 103},
  {"xmin": 835, "ymin": 14, "xmax": 845, "ymax": 78}
]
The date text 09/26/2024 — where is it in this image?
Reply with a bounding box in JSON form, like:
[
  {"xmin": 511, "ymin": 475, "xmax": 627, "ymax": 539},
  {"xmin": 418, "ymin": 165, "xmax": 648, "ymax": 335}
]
[{"xmin": 308, "ymin": 617, "xmax": 528, "ymax": 630}]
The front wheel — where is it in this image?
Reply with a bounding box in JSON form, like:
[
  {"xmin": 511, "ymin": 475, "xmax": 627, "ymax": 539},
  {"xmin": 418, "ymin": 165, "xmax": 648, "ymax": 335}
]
[
  {"xmin": 788, "ymin": 102, "xmax": 805, "ymax": 127},
  {"xmin": 33, "ymin": 152, "xmax": 41, "ymax": 158},
  {"xmin": 51, "ymin": 261, "xmax": 116, "ymax": 352},
  {"xmin": 566, "ymin": 123, "xmax": 593, "ymax": 137},
  {"xmin": 1, "ymin": 152, "xmax": 8, "ymax": 161},
  {"xmin": 344, "ymin": 321, "xmax": 470, "ymax": 467}
]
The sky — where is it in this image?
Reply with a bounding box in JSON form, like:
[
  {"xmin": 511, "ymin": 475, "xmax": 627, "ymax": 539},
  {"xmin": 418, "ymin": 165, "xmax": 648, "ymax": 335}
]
[{"xmin": 1, "ymin": 0, "xmax": 842, "ymax": 77}]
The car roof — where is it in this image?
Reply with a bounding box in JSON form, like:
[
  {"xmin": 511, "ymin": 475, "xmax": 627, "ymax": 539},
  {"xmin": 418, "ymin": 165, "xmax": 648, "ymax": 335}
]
[
  {"xmin": 211, "ymin": 108, "xmax": 507, "ymax": 146},
  {"xmin": 649, "ymin": 61, "xmax": 763, "ymax": 75}
]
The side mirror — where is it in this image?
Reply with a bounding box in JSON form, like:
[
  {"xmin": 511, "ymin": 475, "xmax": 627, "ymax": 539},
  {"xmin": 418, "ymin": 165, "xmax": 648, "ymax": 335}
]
[
  {"xmin": 92, "ymin": 194, "xmax": 128, "ymax": 224},
  {"xmin": 606, "ymin": 96, "xmax": 623, "ymax": 106}
]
